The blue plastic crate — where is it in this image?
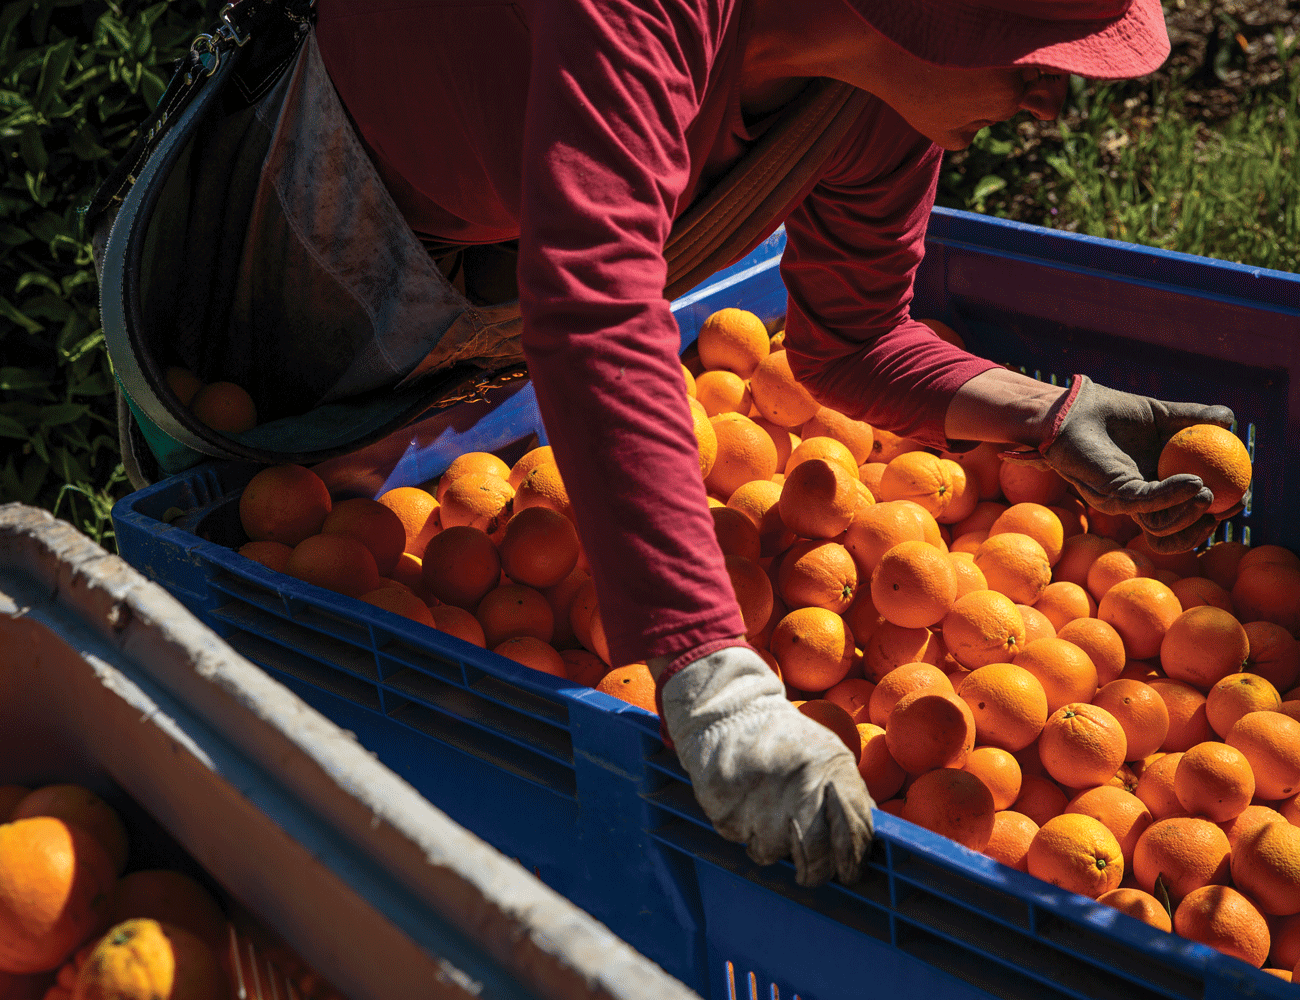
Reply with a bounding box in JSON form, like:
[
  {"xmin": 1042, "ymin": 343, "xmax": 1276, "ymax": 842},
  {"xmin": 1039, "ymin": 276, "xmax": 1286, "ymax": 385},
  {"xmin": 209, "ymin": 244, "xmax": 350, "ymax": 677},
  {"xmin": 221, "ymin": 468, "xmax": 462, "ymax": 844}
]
[{"xmin": 113, "ymin": 210, "xmax": 1300, "ymax": 1000}]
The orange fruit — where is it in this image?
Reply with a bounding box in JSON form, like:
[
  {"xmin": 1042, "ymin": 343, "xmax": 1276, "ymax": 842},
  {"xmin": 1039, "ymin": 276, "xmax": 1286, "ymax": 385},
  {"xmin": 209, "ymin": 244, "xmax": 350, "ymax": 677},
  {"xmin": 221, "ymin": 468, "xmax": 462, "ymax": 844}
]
[
  {"xmin": 727, "ymin": 479, "xmax": 794, "ymax": 556},
  {"xmin": 950, "ymin": 530, "xmax": 987, "ymax": 555},
  {"xmin": 1027, "ymin": 813, "xmax": 1123, "ymax": 898},
  {"xmin": 1066, "ymin": 785, "xmax": 1152, "ymax": 870},
  {"xmin": 779, "ymin": 458, "xmax": 858, "ymax": 539},
  {"xmin": 494, "ymin": 636, "xmax": 566, "ymax": 677},
  {"xmin": 983, "ymin": 810, "xmax": 1038, "ymax": 871},
  {"xmin": 106, "ymin": 871, "xmax": 226, "ymax": 953},
  {"xmin": 1173, "ymin": 741, "xmax": 1255, "ymax": 822},
  {"xmin": 863, "ymin": 622, "xmax": 945, "ymax": 681},
  {"xmin": 1013, "ymin": 638, "xmax": 1098, "ymax": 715},
  {"xmin": 706, "ymin": 413, "xmax": 780, "ymax": 499},
  {"xmin": 697, "ymin": 307, "xmax": 770, "ymax": 378},
  {"xmin": 1200, "ymin": 540, "xmax": 1249, "ymax": 590},
  {"xmin": 786, "ymin": 436, "xmax": 859, "ymax": 479},
  {"xmin": 876, "ymin": 452, "xmax": 963, "ymax": 521},
  {"xmin": 940, "ymin": 442, "xmax": 1002, "ymax": 501},
  {"xmin": 1158, "ymin": 605, "xmax": 1249, "ymax": 692},
  {"xmin": 429, "ymin": 604, "xmax": 487, "ymax": 647},
  {"xmin": 843, "ymin": 500, "xmax": 938, "ymax": 576},
  {"xmin": 74, "ymin": 918, "xmax": 226, "ymax": 1000},
  {"xmin": 1033, "ymin": 581, "xmax": 1093, "ymax": 632},
  {"xmin": 1233, "ymin": 562, "xmax": 1300, "ymax": 637},
  {"xmin": 694, "ymin": 370, "xmax": 753, "ymax": 417},
  {"xmin": 1272, "ymin": 913, "xmax": 1300, "ymax": 970},
  {"xmin": 1133, "ymin": 816, "xmax": 1231, "ymax": 902},
  {"xmin": 681, "ymin": 364, "xmax": 697, "ymax": 398},
  {"xmin": 1157, "ymin": 424, "xmax": 1252, "ymax": 516},
  {"xmin": 974, "ymin": 532, "xmax": 1052, "ymax": 606},
  {"xmin": 1098, "ymin": 577, "xmax": 1182, "ymax": 660},
  {"xmin": 751, "ymin": 415, "xmax": 795, "ymax": 473},
  {"xmin": 870, "ymin": 429, "xmax": 926, "ymax": 464},
  {"xmin": 935, "ymin": 458, "xmax": 979, "ymax": 525},
  {"xmin": 1169, "ymin": 576, "xmax": 1234, "ymax": 614},
  {"xmin": 798, "ymin": 700, "xmax": 862, "ymax": 757},
  {"xmin": 0, "ymin": 818, "xmax": 115, "ymax": 973},
  {"xmin": 1226, "ymin": 711, "xmax": 1300, "ymax": 800},
  {"xmin": 902, "ymin": 767, "xmax": 996, "ymax": 850},
  {"xmin": 562, "ymin": 648, "xmax": 608, "ymax": 687},
  {"xmin": 801, "ymin": 409, "xmax": 874, "ymax": 465},
  {"xmin": 1240, "ymin": 544, "xmax": 1300, "ymax": 575},
  {"xmin": 725, "ymin": 554, "xmax": 775, "ymax": 638},
  {"xmin": 957, "ymin": 662, "xmax": 1048, "ymax": 752},
  {"xmin": 506, "ymin": 446, "xmax": 556, "ymax": 490},
  {"xmin": 870, "ymin": 540, "xmax": 957, "ymax": 629},
  {"xmin": 376, "ymin": 486, "xmax": 440, "ymax": 557},
  {"xmin": 189, "ymin": 381, "xmax": 256, "ymax": 433},
  {"xmin": 420, "ymin": 526, "xmax": 501, "ymax": 609},
  {"xmin": 999, "ymin": 462, "xmax": 1068, "ymax": 507},
  {"xmin": 163, "ymin": 367, "xmax": 203, "ymax": 407},
  {"xmin": 857, "ymin": 722, "xmax": 906, "ymax": 801},
  {"xmin": 1016, "ymin": 604, "xmax": 1057, "ymax": 644},
  {"xmin": 1013, "ymin": 774, "xmax": 1068, "ymax": 828},
  {"xmin": 499, "ymin": 506, "xmax": 580, "ymax": 589},
  {"xmin": 1096, "ymin": 887, "xmax": 1172, "ymax": 932},
  {"xmin": 1055, "ymin": 618, "xmax": 1126, "ymax": 687},
  {"xmin": 1220, "ymin": 803, "xmax": 1286, "ymax": 855},
  {"xmin": 749, "ymin": 351, "xmax": 819, "ymax": 428},
  {"xmin": 1050, "ymin": 498, "xmax": 1089, "ymax": 539},
  {"xmin": 1125, "ymin": 532, "xmax": 1200, "ymax": 579},
  {"xmin": 285, "ymin": 533, "xmax": 379, "ymax": 598},
  {"xmin": 770, "ymin": 607, "xmax": 855, "ymax": 691},
  {"xmin": 238, "ymin": 465, "xmax": 332, "ymax": 547},
  {"xmin": 1091, "ymin": 679, "xmax": 1170, "ymax": 761},
  {"xmin": 885, "ymin": 688, "xmax": 977, "ymax": 774},
  {"xmin": 437, "ymin": 452, "xmax": 511, "ymax": 502},
  {"xmin": 477, "ymin": 583, "xmax": 554, "ymax": 648},
  {"xmin": 439, "ymin": 472, "xmax": 514, "ymax": 536},
  {"xmin": 869, "ymin": 662, "xmax": 953, "ymax": 728},
  {"xmin": 948, "ymin": 552, "xmax": 987, "ymax": 599},
  {"xmin": 1244, "ymin": 621, "xmax": 1300, "ymax": 693},
  {"xmin": 1233, "ymin": 820, "xmax": 1300, "ymax": 916},
  {"xmin": 963, "ymin": 745, "xmax": 1022, "ymax": 810},
  {"xmin": 710, "ymin": 507, "xmax": 762, "ymax": 562},
  {"xmin": 320, "ymin": 497, "xmax": 407, "ymax": 577},
  {"xmin": 0, "ymin": 789, "xmax": 27, "ymax": 826},
  {"xmin": 1086, "ymin": 506, "xmax": 1142, "ymax": 545},
  {"xmin": 951, "ymin": 500, "xmax": 1009, "ymax": 539},
  {"xmin": 1085, "ymin": 547, "xmax": 1154, "ymax": 603},
  {"xmin": 360, "ymin": 586, "xmax": 436, "ymax": 626},
  {"xmin": 11, "ymin": 786, "xmax": 127, "ymax": 879},
  {"xmin": 1206, "ymin": 672, "xmax": 1281, "ymax": 738},
  {"xmin": 1039, "ymin": 703, "xmax": 1127, "ymax": 789},
  {"xmin": 691, "ymin": 400, "xmax": 719, "ymax": 479},
  {"xmin": 1148, "ymin": 678, "xmax": 1213, "ymax": 752},
  {"xmin": 596, "ymin": 664, "xmax": 657, "ymax": 712},
  {"xmin": 237, "ymin": 540, "xmax": 293, "ymax": 574},
  {"xmin": 1174, "ymin": 885, "xmax": 1269, "ymax": 967},
  {"xmin": 942, "ymin": 590, "xmax": 1027, "ymax": 668},
  {"xmin": 513, "ymin": 463, "xmax": 571, "ymax": 522},
  {"xmin": 824, "ymin": 677, "xmax": 876, "ymax": 725},
  {"xmin": 778, "ymin": 539, "xmax": 857, "ymax": 613},
  {"xmin": 1054, "ymin": 534, "xmax": 1120, "ymax": 589},
  {"xmin": 988, "ymin": 503, "xmax": 1064, "ymax": 566}
]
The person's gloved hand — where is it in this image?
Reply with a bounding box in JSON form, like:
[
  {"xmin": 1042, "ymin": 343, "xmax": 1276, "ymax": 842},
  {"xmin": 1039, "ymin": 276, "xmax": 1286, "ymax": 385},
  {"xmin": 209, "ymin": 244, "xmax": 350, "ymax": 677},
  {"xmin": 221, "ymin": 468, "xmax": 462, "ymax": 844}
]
[
  {"xmin": 655, "ymin": 642, "xmax": 874, "ymax": 887},
  {"xmin": 1009, "ymin": 375, "xmax": 1236, "ymax": 553}
]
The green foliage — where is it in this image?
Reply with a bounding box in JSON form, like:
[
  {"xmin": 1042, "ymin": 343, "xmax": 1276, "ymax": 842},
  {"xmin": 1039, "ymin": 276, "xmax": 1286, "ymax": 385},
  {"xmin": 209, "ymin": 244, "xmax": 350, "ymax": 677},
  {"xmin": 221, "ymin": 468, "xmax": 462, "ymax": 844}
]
[
  {"xmin": 938, "ymin": 37, "xmax": 1300, "ymax": 273},
  {"xmin": 0, "ymin": 0, "xmax": 213, "ymax": 548}
]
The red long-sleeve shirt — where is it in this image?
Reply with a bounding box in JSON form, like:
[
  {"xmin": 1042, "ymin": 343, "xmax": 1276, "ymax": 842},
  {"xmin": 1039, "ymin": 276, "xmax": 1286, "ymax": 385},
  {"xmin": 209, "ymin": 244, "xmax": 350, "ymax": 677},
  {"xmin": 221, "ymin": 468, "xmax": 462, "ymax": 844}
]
[{"xmin": 315, "ymin": 0, "xmax": 998, "ymax": 665}]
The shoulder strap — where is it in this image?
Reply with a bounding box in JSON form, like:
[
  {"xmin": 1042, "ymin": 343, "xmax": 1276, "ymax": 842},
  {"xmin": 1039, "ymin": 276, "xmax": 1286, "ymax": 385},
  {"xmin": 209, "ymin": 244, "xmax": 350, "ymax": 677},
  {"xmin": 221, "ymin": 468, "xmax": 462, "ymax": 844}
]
[{"xmin": 663, "ymin": 78, "xmax": 870, "ymax": 301}]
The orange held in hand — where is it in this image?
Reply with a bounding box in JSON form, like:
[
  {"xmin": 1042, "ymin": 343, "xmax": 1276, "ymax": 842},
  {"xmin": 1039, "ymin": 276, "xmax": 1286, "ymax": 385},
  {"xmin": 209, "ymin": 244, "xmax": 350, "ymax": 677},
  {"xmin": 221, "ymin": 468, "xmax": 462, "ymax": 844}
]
[{"xmin": 1157, "ymin": 424, "xmax": 1252, "ymax": 516}]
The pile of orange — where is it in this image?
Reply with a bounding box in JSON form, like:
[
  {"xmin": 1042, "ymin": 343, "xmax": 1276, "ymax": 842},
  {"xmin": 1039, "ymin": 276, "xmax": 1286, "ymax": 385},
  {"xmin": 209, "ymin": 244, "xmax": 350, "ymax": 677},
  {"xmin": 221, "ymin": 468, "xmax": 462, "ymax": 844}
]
[
  {"xmin": 0, "ymin": 782, "xmax": 230, "ymax": 998},
  {"xmin": 232, "ymin": 307, "xmax": 1299, "ymax": 977}
]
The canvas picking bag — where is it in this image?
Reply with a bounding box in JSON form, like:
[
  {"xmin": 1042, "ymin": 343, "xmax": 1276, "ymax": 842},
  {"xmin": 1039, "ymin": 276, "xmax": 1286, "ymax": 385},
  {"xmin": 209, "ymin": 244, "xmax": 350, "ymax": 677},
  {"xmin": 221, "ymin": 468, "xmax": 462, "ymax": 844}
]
[{"xmin": 91, "ymin": 0, "xmax": 868, "ymax": 487}]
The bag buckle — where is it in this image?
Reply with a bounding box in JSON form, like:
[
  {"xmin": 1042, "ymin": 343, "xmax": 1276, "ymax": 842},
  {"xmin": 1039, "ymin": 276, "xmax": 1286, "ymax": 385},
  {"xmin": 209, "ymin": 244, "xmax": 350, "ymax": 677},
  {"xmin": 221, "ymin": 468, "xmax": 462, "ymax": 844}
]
[{"xmin": 217, "ymin": 4, "xmax": 253, "ymax": 47}]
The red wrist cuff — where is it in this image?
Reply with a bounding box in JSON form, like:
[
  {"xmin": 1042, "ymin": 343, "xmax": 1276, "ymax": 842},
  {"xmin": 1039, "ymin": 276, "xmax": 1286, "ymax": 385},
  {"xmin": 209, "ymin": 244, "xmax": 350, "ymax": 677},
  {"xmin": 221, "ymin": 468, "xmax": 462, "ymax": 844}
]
[
  {"xmin": 654, "ymin": 637, "xmax": 755, "ymax": 750},
  {"xmin": 1039, "ymin": 374, "xmax": 1086, "ymax": 455}
]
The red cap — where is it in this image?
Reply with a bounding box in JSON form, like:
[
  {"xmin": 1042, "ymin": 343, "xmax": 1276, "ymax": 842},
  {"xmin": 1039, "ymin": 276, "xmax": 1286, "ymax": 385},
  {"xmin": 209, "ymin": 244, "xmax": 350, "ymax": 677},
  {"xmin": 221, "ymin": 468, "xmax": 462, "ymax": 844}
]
[{"xmin": 849, "ymin": 0, "xmax": 1170, "ymax": 79}]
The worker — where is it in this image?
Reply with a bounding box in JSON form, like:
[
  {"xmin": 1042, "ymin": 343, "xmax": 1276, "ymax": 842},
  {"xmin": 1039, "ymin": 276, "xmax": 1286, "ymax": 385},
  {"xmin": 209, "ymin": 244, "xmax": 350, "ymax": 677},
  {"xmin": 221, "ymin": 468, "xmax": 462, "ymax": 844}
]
[{"xmin": 312, "ymin": 0, "xmax": 1234, "ymax": 887}]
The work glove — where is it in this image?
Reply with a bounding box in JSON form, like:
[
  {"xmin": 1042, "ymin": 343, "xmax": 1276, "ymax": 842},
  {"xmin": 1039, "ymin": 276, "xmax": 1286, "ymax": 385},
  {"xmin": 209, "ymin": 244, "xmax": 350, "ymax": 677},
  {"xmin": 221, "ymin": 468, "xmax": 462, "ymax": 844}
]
[
  {"xmin": 657, "ymin": 642, "xmax": 874, "ymax": 887},
  {"xmin": 1008, "ymin": 375, "xmax": 1237, "ymax": 553}
]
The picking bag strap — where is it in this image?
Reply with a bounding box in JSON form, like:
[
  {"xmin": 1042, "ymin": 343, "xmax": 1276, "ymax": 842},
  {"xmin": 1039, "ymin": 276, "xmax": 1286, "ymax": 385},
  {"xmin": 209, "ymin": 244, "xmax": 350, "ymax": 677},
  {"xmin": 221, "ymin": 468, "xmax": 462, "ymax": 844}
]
[{"xmin": 662, "ymin": 78, "xmax": 871, "ymax": 301}]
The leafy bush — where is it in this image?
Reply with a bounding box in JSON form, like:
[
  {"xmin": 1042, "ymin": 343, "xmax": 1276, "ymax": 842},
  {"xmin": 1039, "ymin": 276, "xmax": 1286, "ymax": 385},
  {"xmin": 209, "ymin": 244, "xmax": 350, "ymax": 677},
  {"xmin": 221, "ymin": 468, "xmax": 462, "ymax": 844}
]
[{"xmin": 0, "ymin": 0, "xmax": 213, "ymax": 546}]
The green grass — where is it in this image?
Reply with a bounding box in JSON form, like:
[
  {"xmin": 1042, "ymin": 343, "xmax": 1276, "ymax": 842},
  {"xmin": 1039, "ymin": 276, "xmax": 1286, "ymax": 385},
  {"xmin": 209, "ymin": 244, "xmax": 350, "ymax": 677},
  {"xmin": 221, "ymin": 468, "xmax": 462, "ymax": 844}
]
[{"xmin": 938, "ymin": 32, "xmax": 1300, "ymax": 273}]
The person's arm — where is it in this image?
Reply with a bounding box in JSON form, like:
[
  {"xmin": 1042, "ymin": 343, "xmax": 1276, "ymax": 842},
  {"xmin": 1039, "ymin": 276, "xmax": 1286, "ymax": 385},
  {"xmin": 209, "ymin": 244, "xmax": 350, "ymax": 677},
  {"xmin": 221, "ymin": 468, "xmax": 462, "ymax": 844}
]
[{"xmin": 515, "ymin": 0, "xmax": 873, "ymax": 886}]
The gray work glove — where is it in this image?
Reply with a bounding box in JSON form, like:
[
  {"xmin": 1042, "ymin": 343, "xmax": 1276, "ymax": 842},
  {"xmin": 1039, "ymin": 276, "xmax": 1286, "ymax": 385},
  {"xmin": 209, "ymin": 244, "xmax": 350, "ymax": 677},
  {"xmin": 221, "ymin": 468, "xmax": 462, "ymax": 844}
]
[
  {"xmin": 658, "ymin": 644, "xmax": 874, "ymax": 887},
  {"xmin": 1008, "ymin": 375, "xmax": 1237, "ymax": 553}
]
